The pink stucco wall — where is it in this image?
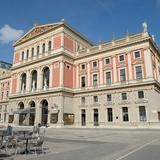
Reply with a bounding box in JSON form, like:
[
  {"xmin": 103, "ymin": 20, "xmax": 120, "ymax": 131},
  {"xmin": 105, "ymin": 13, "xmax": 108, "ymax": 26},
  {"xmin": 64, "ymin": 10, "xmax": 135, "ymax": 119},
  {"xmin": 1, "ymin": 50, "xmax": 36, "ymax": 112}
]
[
  {"xmin": 64, "ymin": 36, "xmax": 74, "ymax": 51},
  {"xmin": 64, "ymin": 63, "xmax": 73, "ymax": 88},
  {"xmin": 52, "ymin": 63, "xmax": 60, "ymax": 87},
  {"xmin": 11, "ymin": 76, "xmax": 17, "ymax": 94},
  {"xmin": 53, "ymin": 36, "xmax": 61, "ymax": 48},
  {"xmin": 14, "ymin": 52, "xmax": 20, "ymax": 63}
]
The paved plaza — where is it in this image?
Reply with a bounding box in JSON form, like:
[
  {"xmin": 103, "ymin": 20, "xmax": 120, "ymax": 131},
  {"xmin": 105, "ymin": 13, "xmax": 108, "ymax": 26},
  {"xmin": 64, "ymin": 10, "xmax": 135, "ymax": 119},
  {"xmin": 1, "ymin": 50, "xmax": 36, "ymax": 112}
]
[{"xmin": 1, "ymin": 126, "xmax": 160, "ymax": 160}]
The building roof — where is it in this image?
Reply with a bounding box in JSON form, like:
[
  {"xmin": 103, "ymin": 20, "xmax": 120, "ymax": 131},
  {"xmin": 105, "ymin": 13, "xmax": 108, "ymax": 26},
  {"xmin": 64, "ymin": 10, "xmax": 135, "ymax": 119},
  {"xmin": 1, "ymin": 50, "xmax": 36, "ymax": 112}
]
[{"xmin": 13, "ymin": 20, "xmax": 94, "ymax": 47}]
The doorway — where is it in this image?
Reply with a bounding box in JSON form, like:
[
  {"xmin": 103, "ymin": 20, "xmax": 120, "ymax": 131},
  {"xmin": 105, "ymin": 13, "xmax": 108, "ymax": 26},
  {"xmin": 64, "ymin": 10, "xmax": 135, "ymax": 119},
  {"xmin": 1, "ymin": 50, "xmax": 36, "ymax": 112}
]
[{"xmin": 81, "ymin": 109, "xmax": 86, "ymax": 126}]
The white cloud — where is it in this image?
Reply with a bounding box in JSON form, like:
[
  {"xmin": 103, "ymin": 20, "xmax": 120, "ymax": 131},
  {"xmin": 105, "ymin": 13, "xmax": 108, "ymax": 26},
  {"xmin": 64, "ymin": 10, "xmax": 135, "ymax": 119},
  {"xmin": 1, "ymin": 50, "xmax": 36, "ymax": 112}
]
[{"xmin": 0, "ymin": 25, "xmax": 24, "ymax": 44}]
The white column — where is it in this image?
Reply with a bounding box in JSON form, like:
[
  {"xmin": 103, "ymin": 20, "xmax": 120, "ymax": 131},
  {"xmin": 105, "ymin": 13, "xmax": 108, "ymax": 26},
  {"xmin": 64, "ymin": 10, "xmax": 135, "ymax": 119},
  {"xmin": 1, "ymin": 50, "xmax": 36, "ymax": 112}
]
[
  {"xmin": 26, "ymin": 71, "xmax": 31, "ymax": 92},
  {"xmin": 59, "ymin": 61, "xmax": 64, "ymax": 86},
  {"xmin": 99, "ymin": 59, "xmax": 103, "ymax": 85},
  {"xmin": 37, "ymin": 68, "xmax": 42, "ymax": 90},
  {"xmin": 112, "ymin": 56, "xmax": 117, "ymax": 83},
  {"xmin": 49, "ymin": 64, "xmax": 53, "ymax": 88},
  {"xmin": 127, "ymin": 52, "xmax": 132, "ymax": 80},
  {"xmin": 76, "ymin": 65, "xmax": 79, "ymax": 88},
  {"xmin": 87, "ymin": 62, "xmax": 90, "ymax": 87}
]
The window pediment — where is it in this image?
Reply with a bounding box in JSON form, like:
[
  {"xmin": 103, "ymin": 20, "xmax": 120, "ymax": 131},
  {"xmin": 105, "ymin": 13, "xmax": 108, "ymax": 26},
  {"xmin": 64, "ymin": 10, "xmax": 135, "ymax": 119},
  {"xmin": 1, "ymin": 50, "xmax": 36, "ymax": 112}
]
[
  {"xmin": 118, "ymin": 101, "xmax": 130, "ymax": 105},
  {"xmin": 132, "ymin": 60, "xmax": 143, "ymax": 65},
  {"xmin": 103, "ymin": 67, "xmax": 113, "ymax": 71},
  {"xmin": 134, "ymin": 99, "xmax": 148, "ymax": 104},
  {"xmin": 117, "ymin": 64, "xmax": 127, "ymax": 68}
]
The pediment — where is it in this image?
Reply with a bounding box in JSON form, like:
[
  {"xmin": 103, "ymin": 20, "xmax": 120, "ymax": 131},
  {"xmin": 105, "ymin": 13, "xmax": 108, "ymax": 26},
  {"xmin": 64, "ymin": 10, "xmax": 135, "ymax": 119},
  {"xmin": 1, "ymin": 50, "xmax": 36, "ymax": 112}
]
[
  {"xmin": 13, "ymin": 22, "xmax": 62, "ymax": 46},
  {"xmin": 117, "ymin": 64, "xmax": 127, "ymax": 68},
  {"xmin": 132, "ymin": 60, "xmax": 143, "ymax": 65},
  {"xmin": 134, "ymin": 99, "xmax": 148, "ymax": 104},
  {"xmin": 103, "ymin": 67, "xmax": 113, "ymax": 71},
  {"xmin": 104, "ymin": 102, "xmax": 115, "ymax": 106},
  {"xmin": 118, "ymin": 101, "xmax": 131, "ymax": 105}
]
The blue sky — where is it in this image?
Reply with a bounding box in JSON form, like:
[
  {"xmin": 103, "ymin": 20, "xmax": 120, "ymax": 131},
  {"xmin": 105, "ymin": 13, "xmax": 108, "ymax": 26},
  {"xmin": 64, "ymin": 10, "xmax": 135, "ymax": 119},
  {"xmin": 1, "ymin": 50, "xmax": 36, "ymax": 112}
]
[{"xmin": 0, "ymin": 0, "xmax": 160, "ymax": 64}]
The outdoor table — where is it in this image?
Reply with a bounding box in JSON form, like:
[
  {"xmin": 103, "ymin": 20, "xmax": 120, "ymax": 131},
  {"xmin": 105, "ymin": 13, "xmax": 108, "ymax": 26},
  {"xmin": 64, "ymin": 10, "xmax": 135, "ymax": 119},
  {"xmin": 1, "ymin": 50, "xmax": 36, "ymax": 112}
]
[
  {"xmin": 0, "ymin": 133, "xmax": 8, "ymax": 141},
  {"xmin": 18, "ymin": 136, "xmax": 37, "ymax": 154},
  {"xmin": 17, "ymin": 130, "xmax": 29, "ymax": 137}
]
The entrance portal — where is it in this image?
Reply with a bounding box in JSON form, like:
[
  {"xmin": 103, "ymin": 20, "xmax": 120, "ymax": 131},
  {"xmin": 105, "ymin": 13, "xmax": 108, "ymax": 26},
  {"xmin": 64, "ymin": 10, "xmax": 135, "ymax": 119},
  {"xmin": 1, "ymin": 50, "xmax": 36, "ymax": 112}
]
[
  {"xmin": 94, "ymin": 109, "xmax": 99, "ymax": 126},
  {"xmin": 81, "ymin": 109, "xmax": 86, "ymax": 126},
  {"xmin": 41, "ymin": 100, "xmax": 48, "ymax": 126}
]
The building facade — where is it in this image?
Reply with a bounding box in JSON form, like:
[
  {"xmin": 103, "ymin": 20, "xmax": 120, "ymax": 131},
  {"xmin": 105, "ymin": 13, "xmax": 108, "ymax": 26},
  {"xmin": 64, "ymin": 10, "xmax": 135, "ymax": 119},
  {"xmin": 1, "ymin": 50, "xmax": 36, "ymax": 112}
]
[{"xmin": 1, "ymin": 21, "xmax": 160, "ymax": 128}]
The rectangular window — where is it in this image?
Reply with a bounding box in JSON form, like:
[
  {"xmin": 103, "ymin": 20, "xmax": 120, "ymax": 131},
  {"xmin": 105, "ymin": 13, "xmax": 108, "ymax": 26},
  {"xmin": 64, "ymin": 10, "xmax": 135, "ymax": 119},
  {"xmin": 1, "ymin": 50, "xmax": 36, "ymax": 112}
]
[
  {"xmin": 105, "ymin": 58, "xmax": 110, "ymax": 64},
  {"xmin": 107, "ymin": 108, "xmax": 113, "ymax": 122},
  {"xmin": 81, "ymin": 64, "xmax": 85, "ymax": 70},
  {"xmin": 81, "ymin": 76, "xmax": 85, "ymax": 87},
  {"xmin": 122, "ymin": 107, "xmax": 129, "ymax": 121},
  {"xmin": 122, "ymin": 93, "xmax": 127, "ymax": 100},
  {"xmin": 136, "ymin": 66, "xmax": 142, "ymax": 79},
  {"xmin": 119, "ymin": 55, "xmax": 124, "ymax": 61},
  {"xmin": 81, "ymin": 97, "xmax": 85, "ymax": 104},
  {"xmin": 32, "ymin": 48, "xmax": 34, "ymax": 57},
  {"xmin": 93, "ymin": 74, "xmax": 98, "ymax": 86},
  {"xmin": 120, "ymin": 69, "xmax": 126, "ymax": 81},
  {"xmin": 107, "ymin": 94, "xmax": 112, "ymax": 101},
  {"xmin": 93, "ymin": 96, "xmax": 98, "ymax": 102},
  {"xmin": 4, "ymin": 113, "xmax": 6, "ymax": 122},
  {"xmin": 106, "ymin": 72, "xmax": 111, "ymax": 84},
  {"xmin": 139, "ymin": 106, "xmax": 146, "ymax": 121},
  {"xmin": 135, "ymin": 51, "xmax": 140, "ymax": 58},
  {"xmin": 1, "ymin": 92, "xmax": 3, "ymax": 99},
  {"xmin": 138, "ymin": 91, "xmax": 144, "ymax": 99},
  {"xmin": 93, "ymin": 61, "xmax": 97, "ymax": 67},
  {"xmin": 26, "ymin": 50, "xmax": 29, "ymax": 59},
  {"xmin": 21, "ymin": 52, "xmax": 24, "ymax": 60},
  {"xmin": 42, "ymin": 43, "xmax": 45, "ymax": 53},
  {"xmin": 6, "ymin": 91, "xmax": 9, "ymax": 97},
  {"xmin": 37, "ymin": 46, "xmax": 39, "ymax": 55}
]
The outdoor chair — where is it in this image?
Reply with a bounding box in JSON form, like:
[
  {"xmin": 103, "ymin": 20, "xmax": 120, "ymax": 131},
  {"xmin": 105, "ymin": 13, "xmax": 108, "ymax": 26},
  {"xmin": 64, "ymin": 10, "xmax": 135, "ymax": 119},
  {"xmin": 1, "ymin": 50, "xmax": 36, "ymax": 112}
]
[
  {"xmin": 29, "ymin": 136, "xmax": 45, "ymax": 156},
  {"xmin": 11, "ymin": 138, "xmax": 25, "ymax": 156},
  {"xmin": 0, "ymin": 139, "xmax": 9, "ymax": 156}
]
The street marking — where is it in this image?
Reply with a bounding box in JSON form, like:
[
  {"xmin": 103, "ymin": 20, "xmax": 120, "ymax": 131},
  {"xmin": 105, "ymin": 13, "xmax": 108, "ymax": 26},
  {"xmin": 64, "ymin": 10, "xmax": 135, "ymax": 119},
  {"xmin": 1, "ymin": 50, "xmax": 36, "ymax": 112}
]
[{"xmin": 116, "ymin": 138, "xmax": 160, "ymax": 160}]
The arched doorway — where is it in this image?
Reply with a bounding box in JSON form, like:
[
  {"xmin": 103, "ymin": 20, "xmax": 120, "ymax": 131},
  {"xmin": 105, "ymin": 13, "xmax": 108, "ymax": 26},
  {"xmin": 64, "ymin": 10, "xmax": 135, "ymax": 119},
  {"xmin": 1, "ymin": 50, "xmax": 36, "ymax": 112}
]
[
  {"xmin": 41, "ymin": 100, "xmax": 48, "ymax": 126},
  {"xmin": 18, "ymin": 102, "xmax": 24, "ymax": 125},
  {"xmin": 29, "ymin": 101, "xmax": 35, "ymax": 126}
]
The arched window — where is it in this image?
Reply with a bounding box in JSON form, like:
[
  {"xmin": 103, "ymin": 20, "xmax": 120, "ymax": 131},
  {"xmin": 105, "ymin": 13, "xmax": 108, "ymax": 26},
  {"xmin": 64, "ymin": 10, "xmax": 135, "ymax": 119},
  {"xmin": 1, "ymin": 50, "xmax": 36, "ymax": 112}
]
[
  {"xmin": 48, "ymin": 41, "xmax": 51, "ymax": 51},
  {"xmin": 31, "ymin": 48, "xmax": 34, "ymax": 57},
  {"xmin": 21, "ymin": 73, "xmax": 26, "ymax": 91},
  {"xmin": 26, "ymin": 50, "xmax": 29, "ymax": 59},
  {"xmin": 37, "ymin": 46, "xmax": 39, "ymax": 55},
  {"xmin": 43, "ymin": 67, "xmax": 50, "ymax": 87},
  {"xmin": 42, "ymin": 43, "xmax": 45, "ymax": 53},
  {"xmin": 31, "ymin": 70, "xmax": 37, "ymax": 90}
]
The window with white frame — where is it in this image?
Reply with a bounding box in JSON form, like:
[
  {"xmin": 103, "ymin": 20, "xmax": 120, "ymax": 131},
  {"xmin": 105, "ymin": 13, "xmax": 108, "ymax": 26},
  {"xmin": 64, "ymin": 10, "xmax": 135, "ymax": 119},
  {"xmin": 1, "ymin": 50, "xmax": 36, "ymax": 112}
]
[
  {"xmin": 107, "ymin": 108, "xmax": 113, "ymax": 122},
  {"xmin": 138, "ymin": 91, "xmax": 144, "ymax": 99},
  {"xmin": 21, "ymin": 52, "xmax": 24, "ymax": 60},
  {"xmin": 42, "ymin": 43, "xmax": 45, "ymax": 53},
  {"xmin": 93, "ymin": 74, "xmax": 98, "ymax": 86},
  {"xmin": 106, "ymin": 72, "xmax": 111, "ymax": 84},
  {"xmin": 31, "ymin": 48, "xmax": 34, "ymax": 57},
  {"xmin": 136, "ymin": 66, "xmax": 142, "ymax": 79},
  {"xmin": 122, "ymin": 107, "xmax": 129, "ymax": 121},
  {"xmin": 93, "ymin": 61, "xmax": 97, "ymax": 67},
  {"xmin": 81, "ymin": 97, "xmax": 85, "ymax": 104},
  {"xmin": 37, "ymin": 46, "xmax": 40, "ymax": 55},
  {"xmin": 121, "ymin": 93, "xmax": 127, "ymax": 100},
  {"xmin": 48, "ymin": 41, "xmax": 51, "ymax": 51},
  {"xmin": 139, "ymin": 106, "xmax": 146, "ymax": 121},
  {"xmin": 107, "ymin": 94, "xmax": 112, "ymax": 101},
  {"xmin": 26, "ymin": 50, "xmax": 29, "ymax": 59},
  {"xmin": 93, "ymin": 95, "xmax": 98, "ymax": 102},
  {"xmin": 120, "ymin": 69, "xmax": 126, "ymax": 81},
  {"xmin": 105, "ymin": 58, "xmax": 110, "ymax": 64},
  {"xmin": 119, "ymin": 55, "xmax": 124, "ymax": 61},
  {"xmin": 134, "ymin": 51, "xmax": 140, "ymax": 58},
  {"xmin": 81, "ymin": 76, "xmax": 86, "ymax": 87},
  {"xmin": 81, "ymin": 64, "xmax": 85, "ymax": 70}
]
